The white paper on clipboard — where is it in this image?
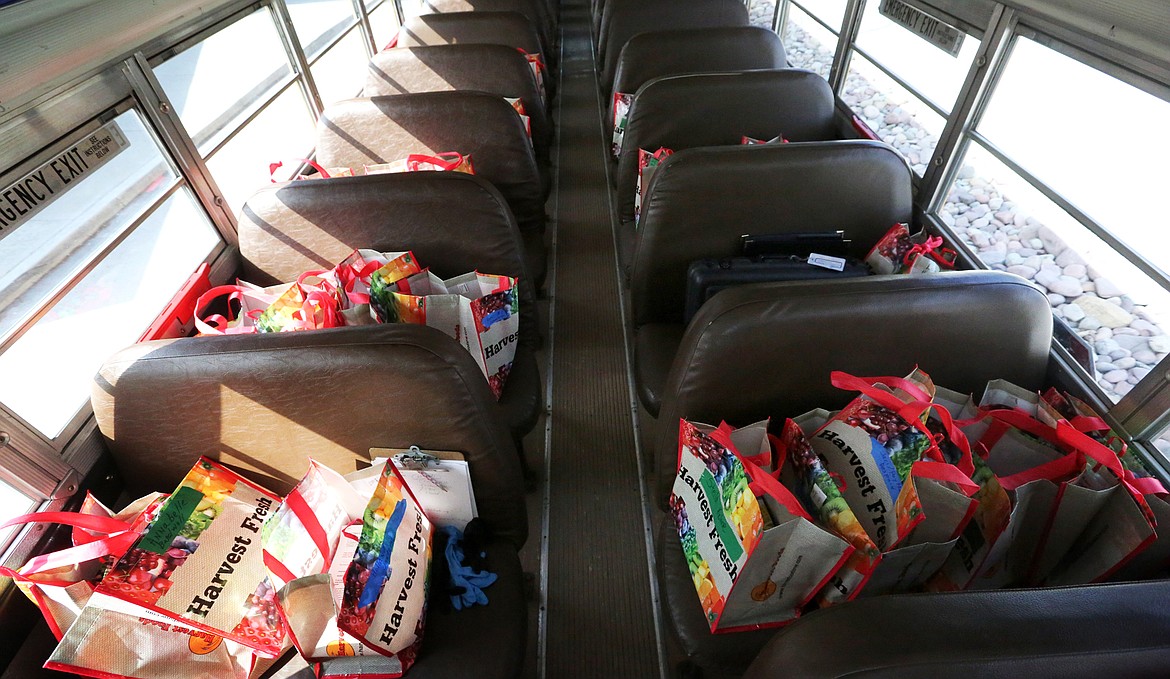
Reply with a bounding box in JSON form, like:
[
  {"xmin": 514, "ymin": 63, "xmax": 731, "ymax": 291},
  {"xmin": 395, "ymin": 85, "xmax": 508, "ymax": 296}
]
[{"xmin": 363, "ymin": 447, "xmax": 479, "ymax": 531}]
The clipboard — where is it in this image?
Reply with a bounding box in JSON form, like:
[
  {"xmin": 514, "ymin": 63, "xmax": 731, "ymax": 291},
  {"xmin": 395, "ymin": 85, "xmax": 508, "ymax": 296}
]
[{"xmin": 368, "ymin": 447, "xmax": 479, "ymax": 531}]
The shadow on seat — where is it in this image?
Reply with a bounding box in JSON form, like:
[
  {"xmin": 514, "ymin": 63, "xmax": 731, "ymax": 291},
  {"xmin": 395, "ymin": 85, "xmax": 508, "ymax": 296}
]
[
  {"xmin": 394, "ymin": 11, "xmax": 553, "ymax": 92},
  {"xmin": 401, "ymin": 0, "xmax": 555, "ymax": 62},
  {"xmin": 631, "ymin": 140, "xmax": 914, "ymax": 416},
  {"xmin": 235, "ymin": 171, "xmax": 542, "ymax": 448},
  {"xmin": 91, "ymin": 323, "xmax": 530, "ymax": 677},
  {"xmin": 651, "ymin": 271, "xmax": 1053, "ymax": 676},
  {"xmin": 364, "ymin": 44, "xmax": 552, "ymax": 176},
  {"xmin": 314, "ymin": 92, "xmax": 548, "ymax": 287}
]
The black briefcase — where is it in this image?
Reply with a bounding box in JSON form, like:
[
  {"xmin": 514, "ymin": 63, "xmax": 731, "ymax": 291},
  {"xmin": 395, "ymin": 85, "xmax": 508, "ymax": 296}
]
[{"xmin": 684, "ymin": 255, "xmax": 871, "ymax": 323}]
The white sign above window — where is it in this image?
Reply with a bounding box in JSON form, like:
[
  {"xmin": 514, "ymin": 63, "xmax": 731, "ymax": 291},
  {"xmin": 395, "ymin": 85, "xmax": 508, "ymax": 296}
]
[
  {"xmin": 0, "ymin": 121, "xmax": 129, "ymax": 239},
  {"xmin": 879, "ymin": 0, "xmax": 965, "ymax": 57}
]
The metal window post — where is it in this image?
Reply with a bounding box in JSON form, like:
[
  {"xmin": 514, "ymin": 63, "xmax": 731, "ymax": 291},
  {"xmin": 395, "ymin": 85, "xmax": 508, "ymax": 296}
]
[
  {"xmin": 920, "ymin": 5, "xmax": 1018, "ymax": 215},
  {"xmin": 351, "ymin": 0, "xmax": 378, "ymax": 56},
  {"xmin": 828, "ymin": 0, "xmax": 867, "ymax": 95},
  {"xmin": 270, "ymin": 0, "xmax": 325, "ymax": 118}
]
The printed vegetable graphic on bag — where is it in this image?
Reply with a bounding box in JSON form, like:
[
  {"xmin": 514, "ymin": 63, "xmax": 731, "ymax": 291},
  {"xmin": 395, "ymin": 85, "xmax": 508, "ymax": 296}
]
[
  {"xmin": 670, "ymin": 420, "xmax": 852, "ymax": 632},
  {"xmin": 777, "ymin": 414, "xmax": 880, "ymax": 605},
  {"xmin": 370, "ymin": 269, "xmax": 521, "ymax": 399},
  {"xmin": 338, "ymin": 461, "xmax": 433, "ymax": 661},
  {"xmin": 93, "ymin": 459, "xmax": 286, "ymax": 657},
  {"xmin": 806, "ymin": 370, "xmax": 979, "ymax": 602}
]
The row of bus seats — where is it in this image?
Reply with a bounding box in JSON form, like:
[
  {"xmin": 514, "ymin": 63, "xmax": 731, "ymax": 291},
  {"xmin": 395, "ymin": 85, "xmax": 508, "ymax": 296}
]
[
  {"xmin": 592, "ymin": 1, "xmax": 1170, "ymax": 677},
  {"xmin": 89, "ymin": 3, "xmax": 560, "ymax": 676}
]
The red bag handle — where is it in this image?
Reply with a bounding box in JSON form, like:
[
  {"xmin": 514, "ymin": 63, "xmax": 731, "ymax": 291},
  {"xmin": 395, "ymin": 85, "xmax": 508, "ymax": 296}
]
[
  {"xmin": 708, "ymin": 427, "xmax": 810, "ymax": 521},
  {"xmin": 405, "ymin": 152, "xmax": 466, "ymax": 172},
  {"xmin": 269, "ymin": 158, "xmax": 331, "ymax": 182},
  {"xmin": 996, "ymin": 450, "xmax": 1085, "ymax": 492},
  {"xmin": 194, "ymin": 284, "xmax": 271, "ymax": 335},
  {"xmin": 830, "ymin": 371, "xmax": 975, "ymax": 477}
]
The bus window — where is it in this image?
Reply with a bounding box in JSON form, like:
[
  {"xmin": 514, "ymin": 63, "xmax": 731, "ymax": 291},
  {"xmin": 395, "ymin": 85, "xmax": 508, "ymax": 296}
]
[
  {"xmin": 746, "ymin": 0, "xmax": 779, "ymax": 30},
  {"xmin": 153, "ymin": 9, "xmax": 292, "ymax": 156},
  {"xmin": 780, "ymin": 2, "xmax": 840, "ymax": 80},
  {"xmin": 205, "ymin": 87, "xmax": 316, "ymax": 215},
  {"xmin": 287, "ymin": 0, "xmax": 359, "ymax": 60},
  {"xmin": 366, "ymin": 0, "xmax": 402, "ymax": 51},
  {"xmin": 153, "ymin": 8, "xmax": 317, "ymax": 216},
  {"xmin": 938, "ymin": 36, "xmax": 1170, "ymax": 405},
  {"xmin": 0, "ymin": 110, "xmax": 220, "ymax": 438},
  {"xmin": 311, "ymin": 25, "xmax": 371, "ymax": 106},
  {"xmin": 0, "ymin": 478, "xmax": 36, "ymax": 550},
  {"xmin": 842, "ymin": 2, "xmax": 980, "ymax": 175}
]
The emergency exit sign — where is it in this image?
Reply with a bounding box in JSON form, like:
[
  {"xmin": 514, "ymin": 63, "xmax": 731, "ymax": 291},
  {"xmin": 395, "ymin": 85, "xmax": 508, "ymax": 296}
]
[{"xmin": 879, "ymin": 0, "xmax": 965, "ymax": 57}]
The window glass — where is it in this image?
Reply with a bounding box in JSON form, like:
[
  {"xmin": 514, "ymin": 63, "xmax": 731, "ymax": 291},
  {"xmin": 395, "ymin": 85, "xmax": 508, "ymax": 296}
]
[
  {"xmin": 287, "ymin": 0, "xmax": 356, "ymax": 59},
  {"xmin": 368, "ymin": 1, "xmax": 400, "ymax": 50},
  {"xmin": 311, "ymin": 28, "xmax": 370, "ymax": 107},
  {"xmin": 0, "ymin": 189, "xmax": 218, "ymax": 437},
  {"xmin": 0, "ymin": 479, "xmax": 36, "ymax": 549},
  {"xmin": 782, "ymin": 4, "xmax": 837, "ymax": 80},
  {"xmin": 791, "ymin": 0, "xmax": 848, "ymax": 33},
  {"xmin": 941, "ymin": 141, "xmax": 1170, "ymax": 403},
  {"xmin": 153, "ymin": 9, "xmax": 291, "ymax": 155},
  {"xmin": 205, "ymin": 87, "xmax": 316, "ymax": 216},
  {"xmin": 978, "ymin": 38, "xmax": 1170, "ymax": 271},
  {"xmin": 0, "ymin": 111, "xmax": 177, "ymax": 349},
  {"xmin": 747, "ymin": 0, "xmax": 777, "ymax": 29},
  {"xmin": 853, "ymin": 0, "xmax": 979, "ymax": 112},
  {"xmin": 844, "ymin": 51, "xmax": 946, "ymax": 175}
]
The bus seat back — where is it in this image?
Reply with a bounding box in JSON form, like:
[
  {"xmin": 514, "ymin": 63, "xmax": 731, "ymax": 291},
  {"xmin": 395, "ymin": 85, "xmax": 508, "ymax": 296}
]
[
  {"xmin": 92, "ymin": 324, "xmax": 529, "ymax": 547},
  {"xmin": 652, "ymin": 270, "xmax": 1053, "ymax": 506},
  {"xmin": 616, "ymin": 69, "xmax": 838, "ymax": 223}
]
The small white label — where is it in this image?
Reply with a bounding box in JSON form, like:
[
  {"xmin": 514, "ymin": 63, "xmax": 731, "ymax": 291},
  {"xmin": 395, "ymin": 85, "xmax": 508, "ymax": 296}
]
[
  {"xmin": 879, "ymin": 0, "xmax": 965, "ymax": 57},
  {"xmin": 808, "ymin": 253, "xmax": 847, "ymax": 272}
]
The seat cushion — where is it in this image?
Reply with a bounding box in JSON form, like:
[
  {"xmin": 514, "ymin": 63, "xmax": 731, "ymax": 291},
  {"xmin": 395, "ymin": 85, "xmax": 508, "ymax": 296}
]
[
  {"xmin": 634, "ymin": 322, "xmax": 685, "ymax": 418},
  {"xmin": 658, "ymin": 516, "xmax": 775, "ymax": 677},
  {"xmin": 309, "ymin": 540, "xmax": 527, "ymax": 679}
]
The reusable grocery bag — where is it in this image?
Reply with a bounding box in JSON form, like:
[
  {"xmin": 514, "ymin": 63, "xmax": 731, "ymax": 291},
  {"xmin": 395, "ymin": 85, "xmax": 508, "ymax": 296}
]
[
  {"xmin": 777, "ymin": 413, "xmax": 881, "ymax": 605},
  {"xmin": 44, "ymin": 594, "xmax": 277, "ymax": 679},
  {"xmin": 865, "ymin": 223, "xmax": 956, "ymax": 274},
  {"xmin": 92, "ymin": 458, "xmax": 286, "ymax": 657},
  {"xmin": 635, "ymin": 147, "xmax": 672, "ymax": 226},
  {"xmin": 370, "ymin": 269, "xmax": 521, "ymax": 399},
  {"xmin": 328, "ymin": 152, "xmax": 475, "ymax": 177},
  {"xmin": 611, "ymin": 92, "xmax": 632, "ymax": 157},
  {"xmin": 944, "ymin": 381, "xmax": 1156, "ymax": 588},
  {"xmin": 254, "ymin": 271, "xmax": 346, "ymax": 333},
  {"xmin": 669, "ymin": 419, "xmax": 852, "ymax": 632},
  {"xmin": 809, "ymin": 370, "xmax": 978, "ymax": 552},
  {"xmin": 0, "ymin": 494, "xmax": 162, "ymax": 639},
  {"xmin": 338, "ymin": 460, "xmax": 433, "ymax": 661},
  {"xmin": 194, "ymin": 283, "xmax": 290, "ymax": 335}
]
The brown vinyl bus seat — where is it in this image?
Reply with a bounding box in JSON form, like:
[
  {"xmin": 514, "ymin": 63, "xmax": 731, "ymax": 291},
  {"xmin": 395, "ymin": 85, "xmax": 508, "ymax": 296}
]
[
  {"xmin": 314, "ymin": 92, "xmax": 548, "ymax": 287},
  {"xmin": 607, "ymin": 26, "xmax": 787, "ymax": 137},
  {"xmin": 652, "ymin": 271, "xmax": 1053, "ymax": 676},
  {"xmin": 235, "ymin": 172, "xmax": 542, "ymax": 447},
  {"xmin": 91, "ymin": 324, "xmax": 529, "ymax": 677},
  {"xmin": 631, "ymin": 140, "xmax": 913, "ymax": 416},
  {"xmin": 394, "ymin": 11, "xmax": 553, "ymax": 94},
  {"xmin": 400, "ymin": 0, "xmax": 554, "ymax": 64},
  {"xmin": 615, "ymin": 69, "xmax": 837, "ymax": 230},
  {"xmin": 364, "ymin": 44, "xmax": 552, "ymax": 178},
  {"xmin": 596, "ymin": 0, "xmax": 749, "ymax": 94},
  {"xmin": 740, "ymin": 578, "xmax": 1170, "ymax": 679}
]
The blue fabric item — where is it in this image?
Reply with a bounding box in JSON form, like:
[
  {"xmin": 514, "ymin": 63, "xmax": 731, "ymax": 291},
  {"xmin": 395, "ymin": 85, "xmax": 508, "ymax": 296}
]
[
  {"xmin": 358, "ymin": 499, "xmax": 407, "ymax": 609},
  {"xmin": 443, "ymin": 524, "xmax": 498, "ymax": 610}
]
